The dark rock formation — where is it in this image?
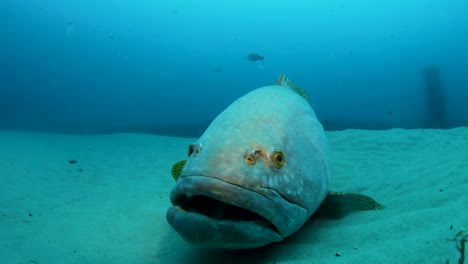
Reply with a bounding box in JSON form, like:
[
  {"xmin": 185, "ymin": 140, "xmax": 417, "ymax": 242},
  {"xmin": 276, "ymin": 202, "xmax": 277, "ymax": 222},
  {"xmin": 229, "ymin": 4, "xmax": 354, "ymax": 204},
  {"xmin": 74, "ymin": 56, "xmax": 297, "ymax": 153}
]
[{"xmin": 422, "ymin": 65, "xmax": 447, "ymax": 128}]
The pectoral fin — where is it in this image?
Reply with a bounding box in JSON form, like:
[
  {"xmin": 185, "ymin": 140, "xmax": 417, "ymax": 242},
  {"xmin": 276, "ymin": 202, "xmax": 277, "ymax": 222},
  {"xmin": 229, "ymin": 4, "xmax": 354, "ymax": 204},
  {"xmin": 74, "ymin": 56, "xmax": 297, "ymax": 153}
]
[{"xmin": 316, "ymin": 192, "xmax": 384, "ymax": 219}]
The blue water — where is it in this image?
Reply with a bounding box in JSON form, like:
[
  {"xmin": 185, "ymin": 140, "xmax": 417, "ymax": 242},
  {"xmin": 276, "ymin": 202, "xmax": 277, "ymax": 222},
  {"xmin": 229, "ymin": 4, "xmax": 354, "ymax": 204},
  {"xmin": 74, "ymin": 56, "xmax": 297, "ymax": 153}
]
[{"xmin": 1, "ymin": 0, "xmax": 467, "ymax": 136}]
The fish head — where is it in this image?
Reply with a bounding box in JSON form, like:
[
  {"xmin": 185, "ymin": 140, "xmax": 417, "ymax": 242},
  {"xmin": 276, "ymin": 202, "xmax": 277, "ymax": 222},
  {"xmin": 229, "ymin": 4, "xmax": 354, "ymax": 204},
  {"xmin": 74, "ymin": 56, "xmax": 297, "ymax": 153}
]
[{"xmin": 166, "ymin": 85, "xmax": 330, "ymax": 249}]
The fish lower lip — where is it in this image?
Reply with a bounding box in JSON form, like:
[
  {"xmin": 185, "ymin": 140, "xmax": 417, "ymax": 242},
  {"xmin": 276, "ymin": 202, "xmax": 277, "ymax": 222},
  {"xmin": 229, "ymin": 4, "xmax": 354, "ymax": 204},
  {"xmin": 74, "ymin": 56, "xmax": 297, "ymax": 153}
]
[{"xmin": 166, "ymin": 205, "xmax": 282, "ymax": 248}]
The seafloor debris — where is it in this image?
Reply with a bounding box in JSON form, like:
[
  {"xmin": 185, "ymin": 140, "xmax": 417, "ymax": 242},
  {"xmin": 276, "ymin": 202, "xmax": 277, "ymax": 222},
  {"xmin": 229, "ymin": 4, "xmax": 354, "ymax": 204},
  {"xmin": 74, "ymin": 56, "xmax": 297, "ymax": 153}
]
[{"xmin": 447, "ymin": 229, "xmax": 467, "ymax": 264}]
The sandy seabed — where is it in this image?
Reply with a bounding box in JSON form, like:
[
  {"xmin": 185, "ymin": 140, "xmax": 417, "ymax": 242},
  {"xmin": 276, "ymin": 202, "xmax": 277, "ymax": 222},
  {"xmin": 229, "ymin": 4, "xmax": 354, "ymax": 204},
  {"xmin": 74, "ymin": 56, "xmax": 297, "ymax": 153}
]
[{"xmin": 0, "ymin": 128, "xmax": 467, "ymax": 264}]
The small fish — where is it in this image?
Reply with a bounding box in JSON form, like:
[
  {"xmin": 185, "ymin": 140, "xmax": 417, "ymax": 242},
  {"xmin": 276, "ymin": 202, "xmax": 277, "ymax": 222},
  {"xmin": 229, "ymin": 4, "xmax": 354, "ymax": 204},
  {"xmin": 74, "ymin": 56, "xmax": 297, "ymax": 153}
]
[
  {"xmin": 387, "ymin": 110, "xmax": 392, "ymax": 118},
  {"xmin": 247, "ymin": 53, "xmax": 264, "ymax": 61}
]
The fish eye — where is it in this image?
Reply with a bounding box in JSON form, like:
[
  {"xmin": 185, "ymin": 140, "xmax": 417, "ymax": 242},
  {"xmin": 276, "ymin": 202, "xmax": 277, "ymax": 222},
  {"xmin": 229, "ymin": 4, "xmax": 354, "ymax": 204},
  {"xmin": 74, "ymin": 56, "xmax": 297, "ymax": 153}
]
[
  {"xmin": 188, "ymin": 144, "xmax": 201, "ymax": 157},
  {"xmin": 187, "ymin": 144, "xmax": 195, "ymax": 157},
  {"xmin": 244, "ymin": 154, "xmax": 256, "ymax": 165},
  {"xmin": 271, "ymin": 150, "xmax": 285, "ymax": 168}
]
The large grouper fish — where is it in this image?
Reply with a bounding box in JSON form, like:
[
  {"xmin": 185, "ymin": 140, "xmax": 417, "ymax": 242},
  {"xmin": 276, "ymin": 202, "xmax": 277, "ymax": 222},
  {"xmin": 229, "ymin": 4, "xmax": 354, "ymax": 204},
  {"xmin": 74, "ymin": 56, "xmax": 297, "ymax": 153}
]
[{"xmin": 166, "ymin": 75, "xmax": 383, "ymax": 249}]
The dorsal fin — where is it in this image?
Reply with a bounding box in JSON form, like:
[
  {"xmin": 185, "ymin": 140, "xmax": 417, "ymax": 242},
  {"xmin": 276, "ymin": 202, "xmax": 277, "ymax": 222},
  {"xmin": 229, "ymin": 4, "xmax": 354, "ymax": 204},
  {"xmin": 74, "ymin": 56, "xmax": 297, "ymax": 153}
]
[{"xmin": 277, "ymin": 74, "xmax": 310, "ymax": 103}]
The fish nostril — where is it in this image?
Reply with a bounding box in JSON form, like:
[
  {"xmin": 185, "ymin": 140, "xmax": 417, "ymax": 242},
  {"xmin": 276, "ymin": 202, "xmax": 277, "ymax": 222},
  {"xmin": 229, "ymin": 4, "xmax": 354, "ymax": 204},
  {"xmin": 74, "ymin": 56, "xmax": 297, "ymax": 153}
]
[{"xmin": 253, "ymin": 150, "xmax": 263, "ymax": 159}]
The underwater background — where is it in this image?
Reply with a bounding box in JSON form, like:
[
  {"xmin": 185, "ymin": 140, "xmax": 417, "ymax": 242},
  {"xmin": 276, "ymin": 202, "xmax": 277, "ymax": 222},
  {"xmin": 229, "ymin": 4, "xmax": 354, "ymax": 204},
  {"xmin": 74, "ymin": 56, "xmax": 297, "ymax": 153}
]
[{"xmin": 1, "ymin": 0, "xmax": 467, "ymax": 137}]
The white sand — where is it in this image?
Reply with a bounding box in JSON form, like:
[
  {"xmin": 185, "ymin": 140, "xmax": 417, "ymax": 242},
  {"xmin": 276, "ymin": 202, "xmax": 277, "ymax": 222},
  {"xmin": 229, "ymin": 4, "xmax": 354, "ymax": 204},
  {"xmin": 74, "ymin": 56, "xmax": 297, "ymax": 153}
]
[{"xmin": 0, "ymin": 128, "xmax": 467, "ymax": 264}]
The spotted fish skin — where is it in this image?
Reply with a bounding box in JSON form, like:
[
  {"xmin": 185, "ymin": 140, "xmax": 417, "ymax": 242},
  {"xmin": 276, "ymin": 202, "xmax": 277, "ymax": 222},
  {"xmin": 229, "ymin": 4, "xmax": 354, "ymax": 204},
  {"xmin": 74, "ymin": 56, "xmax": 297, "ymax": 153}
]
[{"xmin": 166, "ymin": 78, "xmax": 331, "ymax": 248}]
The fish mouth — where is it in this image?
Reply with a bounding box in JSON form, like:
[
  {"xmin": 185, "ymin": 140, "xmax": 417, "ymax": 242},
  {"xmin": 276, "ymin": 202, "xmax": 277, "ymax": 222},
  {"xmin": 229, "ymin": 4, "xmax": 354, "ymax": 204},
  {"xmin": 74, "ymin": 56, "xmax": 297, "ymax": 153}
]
[{"xmin": 166, "ymin": 175, "xmax": 295, "ymax": 249}]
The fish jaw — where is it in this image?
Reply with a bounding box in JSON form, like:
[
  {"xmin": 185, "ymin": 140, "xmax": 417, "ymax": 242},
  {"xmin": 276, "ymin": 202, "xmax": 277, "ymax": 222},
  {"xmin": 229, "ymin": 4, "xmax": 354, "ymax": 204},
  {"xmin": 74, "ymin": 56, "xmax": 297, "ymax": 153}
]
[{"xmin": 166, "ymin": 175, "xmax": 306, "ymax": 249}]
